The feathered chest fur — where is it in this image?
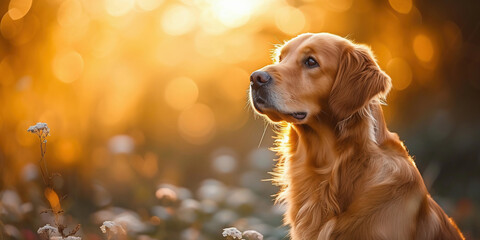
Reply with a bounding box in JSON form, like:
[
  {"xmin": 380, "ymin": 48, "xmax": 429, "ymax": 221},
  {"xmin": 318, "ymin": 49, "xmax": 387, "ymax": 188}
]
[{"xmin": 272, "ymin": 115, "xmax": 378, "ymax": 240}]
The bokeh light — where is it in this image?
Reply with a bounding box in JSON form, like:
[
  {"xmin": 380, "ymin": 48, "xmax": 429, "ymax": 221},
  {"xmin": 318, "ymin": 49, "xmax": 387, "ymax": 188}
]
[
  {"xmin": 275, "ymin": 6, "xmax": 306, "ymax": 35},
  {"xmin": 388, "ymin": 0, "xmax": 412, "ymax": 14},
  {"xmin": 413, "ymin": 34, "xmax": 435, "ymax": 62},
  {"xmin": 52, "ymin": 50, "xmax": 84, "ymax": 83},
  {"xmin": 178, "ymin": 103, "xmax": 216, "ymax": 144},
  {"xmin": 136, "ymin": 0, "xmax": 163, "ymax": 11},
  {"xmin": 161, "ymin": 4, "xmax": 196, "ymax": 36},
  {"xmin": 209, "ymin": 0, "xmax": 257, "ymax": 28},
  {"xmin": 386, "ymin": 58, "xmax": 412, "ymax": 91},
  {"xmin": 54, "ymin": 139, "xmax": 80, "ymax": 164},
  {"xmin": 326, "ymin": 0, "xmax": 353, "ymax": 12},
  {"xmin": 57, "ymin": 0, "xmax": 84, "ymax": 28},
  {"xmin": 164, "ymin": 77, "xmax": 199, "ymax": 110},
  {"xmin": 1, "ymin": 12, "xmax": 23, "ymax": 39},
  {"xmin": 8, "ymin": 0, "xmax": 32, "ymax": 20},
  {"xmin": 155, "ymin": 187, "xmax": 177, "ymax": 201},
  {"xmin": 105, "ymin": 0, "xmax": 135, "ymax": 16}
]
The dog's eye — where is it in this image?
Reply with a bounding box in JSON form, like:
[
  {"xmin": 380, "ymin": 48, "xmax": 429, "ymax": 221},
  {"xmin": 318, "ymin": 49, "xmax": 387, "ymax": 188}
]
[{"xmin": 304, "ymin": 57, "xmax": 319, "ymax": 68}]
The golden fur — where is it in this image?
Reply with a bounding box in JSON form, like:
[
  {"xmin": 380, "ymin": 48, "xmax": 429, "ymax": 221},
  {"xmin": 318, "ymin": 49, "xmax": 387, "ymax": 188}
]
[{"xmin": 249, "ymin": 33, "xmax": 464, "ymax": 239}]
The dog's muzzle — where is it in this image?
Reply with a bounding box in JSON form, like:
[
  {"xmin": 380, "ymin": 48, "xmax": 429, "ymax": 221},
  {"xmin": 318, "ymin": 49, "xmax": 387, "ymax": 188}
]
[{"xmin": 249, "ymin": 70, "xmax": 273, "ymax": 113}]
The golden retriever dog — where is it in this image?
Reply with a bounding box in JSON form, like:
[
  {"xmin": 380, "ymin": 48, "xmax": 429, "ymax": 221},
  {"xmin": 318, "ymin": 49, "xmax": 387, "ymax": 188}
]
[{"xmin": 249, "ymin": 33, "xmax": 464, "ymax": 240}]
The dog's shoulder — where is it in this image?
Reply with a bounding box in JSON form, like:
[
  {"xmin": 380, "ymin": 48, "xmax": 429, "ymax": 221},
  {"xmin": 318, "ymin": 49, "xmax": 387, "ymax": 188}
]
[{"xmin": 366, "ymin": 148, "xmax": 424, "ymax": 190}]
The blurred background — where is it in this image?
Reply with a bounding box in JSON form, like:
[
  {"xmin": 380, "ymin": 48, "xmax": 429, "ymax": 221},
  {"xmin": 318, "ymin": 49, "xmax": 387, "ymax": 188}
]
[{"xmin": 0, "ymin": 0, "xmax": 479, "ymax": 239}]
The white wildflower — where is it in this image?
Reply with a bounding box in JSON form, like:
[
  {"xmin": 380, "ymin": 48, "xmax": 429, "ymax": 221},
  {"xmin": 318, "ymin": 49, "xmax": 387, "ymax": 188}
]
[
  {"xmin": 37, "ymin": 224, "xmax": 58, "ymax": 235},
  {"xmin": 222, "ymin": 227, "xmax": 243, "ymax": 239},
  {"xmin": 35, "ymin": 122, "xmax": 48, "ymax": 129},
  {"xmin": 27, "ymin": 122, "xmax": 50, "ymax": 136},
  {"xmin": 243, "ymin": 230, "xmax": 263, "ymax": 240},
  {"xmin": 27, "ymin": 126, "xmax": 36, "ymax": 133},
  {"xmin": 50, "ymin": 237, "xmax": 82, "ymax": 240},
  {"xmin": 100, "ymin": 221, "xmax": 116, "ymax": 233},
  {"xmin": 64, "ymin": 236, "xmax": 82, "ymax": 240},
  {"xmin": 114, "ymin": 212, "xmax": 145, "ymax": 233},
  {"xmin": 100, "ymin": 220, "xmax": 125, "ymax": 234}
]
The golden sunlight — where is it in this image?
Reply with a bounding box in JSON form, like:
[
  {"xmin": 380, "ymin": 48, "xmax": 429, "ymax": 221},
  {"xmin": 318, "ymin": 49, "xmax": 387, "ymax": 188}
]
[
  {"xmin": 275, "ymin": 6, "xmax": 306, "ymax": 35},
  {"xmin": 1, "ymin": 0, "xmax": 477, "ymax": 238},
  {"xmin": 54, "ymin": 139, "xmax": 81, "ymax": 164},
  {"xmin": 208, "ymin": 0, "xmax": 258, "ymax": 28},
  {"xmin": 164, "ymin": 77, "xmax": 199, "ymax": 111},
  {"xmin": 57, "ymin": 0, "xmax": 84, "ymax": 28},
  {"xmin": 161, "ymin": 4, "xmax": 196, "ymax": 36},
  {"xmin": 52, "ymin": 50, "xmax": 84, "ymax": 83},
  {"xmin": 217, "ymin": 67, "xmax": 249, "ymax": 102},
  {"xmin": 137, "ymin": 0, "xmax": 163, "ymax": 11},
  {"xmin": 178, "ymin": 103, "xmax": 216, "ymax": 144},
  {"xmin": 105, "ymin": 0, "xmax": 135, "ymax": 16}
]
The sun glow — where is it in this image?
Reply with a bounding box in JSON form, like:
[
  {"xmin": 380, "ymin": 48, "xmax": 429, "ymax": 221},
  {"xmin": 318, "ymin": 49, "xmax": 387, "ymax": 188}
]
[
  {"xmin": 188, "ymin": 0, "xmax": 264, "ymax": 32},
  {"xmin": 105, "ymin": 0, "xmax": 135, "ymax": 16},
  {"xmin": 209, "ymin": 0, "xmax": 258, "ymax": 28},
  {"xmin": 161, "ymin": 4, "xmax": 196, "ymax": 36}
]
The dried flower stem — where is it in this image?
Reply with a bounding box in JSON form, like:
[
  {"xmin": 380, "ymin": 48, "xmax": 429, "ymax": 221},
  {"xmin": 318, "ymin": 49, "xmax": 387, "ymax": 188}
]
[
  {"xmin": 39, "ymin": 133, "xmax": 50, "ymax": 186},
  {"xmin": 28, "ymin": 123, "xmax": 79, "ymax": 239},
  {"xmin": 28, "ymin": 123, "xmax": 51, "ymax": 186}
]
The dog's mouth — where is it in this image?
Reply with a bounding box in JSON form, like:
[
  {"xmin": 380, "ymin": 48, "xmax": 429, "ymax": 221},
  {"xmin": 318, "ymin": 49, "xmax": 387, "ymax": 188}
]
[
  {"xmin": 290, "ymin": 112, "xmax": 307, "ymax": 120},
  {"xmin": 252, "ymin": 97, "xmax": 266, "ymax": 114},
  {"xmin": 251, "ymin": 95, "xmax": 308, "ymax": 122}
]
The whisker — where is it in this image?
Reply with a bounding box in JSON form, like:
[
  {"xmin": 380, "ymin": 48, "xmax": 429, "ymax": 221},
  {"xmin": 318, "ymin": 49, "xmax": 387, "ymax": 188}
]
[
  {"xmin": 258, "ymin": 121, "xmax": 269, "ymax": 148},
  {"xmin": 244, "ymin": 91, "xmax": 252, "ymax": 111}
]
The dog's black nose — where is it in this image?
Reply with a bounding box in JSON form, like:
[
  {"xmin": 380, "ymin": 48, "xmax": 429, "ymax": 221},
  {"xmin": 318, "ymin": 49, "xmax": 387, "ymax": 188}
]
[{"xmin": 250, "ymin": 71, "xmax": 272, "ymax": 88}]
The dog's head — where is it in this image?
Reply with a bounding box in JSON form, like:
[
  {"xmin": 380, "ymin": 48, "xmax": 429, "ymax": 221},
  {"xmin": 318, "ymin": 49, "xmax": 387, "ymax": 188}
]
[{"xmin": 249, "ymin": 33, "xmax": 391, "ymax": 124}]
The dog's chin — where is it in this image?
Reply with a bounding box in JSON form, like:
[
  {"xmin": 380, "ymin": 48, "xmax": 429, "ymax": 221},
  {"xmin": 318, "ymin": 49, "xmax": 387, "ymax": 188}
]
[{"xmin": 253, "ymin": 102, "xmax": 308, "ymax": 124}]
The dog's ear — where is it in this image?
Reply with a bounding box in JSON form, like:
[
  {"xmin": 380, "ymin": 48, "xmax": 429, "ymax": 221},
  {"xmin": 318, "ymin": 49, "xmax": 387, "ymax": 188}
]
[{"xmin": 329, "ymin": 44, "xmax": 391, "ymax": 121}]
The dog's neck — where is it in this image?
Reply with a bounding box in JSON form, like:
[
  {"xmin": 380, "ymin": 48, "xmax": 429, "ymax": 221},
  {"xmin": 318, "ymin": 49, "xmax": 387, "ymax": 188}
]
[
  {"xmin": 289, "ymin": 103, "xmax": 388, "ymax": 169},
  {"xmin": 290, "ymin": 121, "xmax": 338, "ymax": 172}
]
